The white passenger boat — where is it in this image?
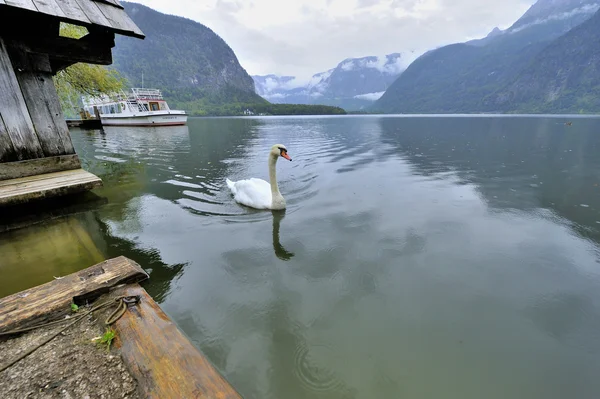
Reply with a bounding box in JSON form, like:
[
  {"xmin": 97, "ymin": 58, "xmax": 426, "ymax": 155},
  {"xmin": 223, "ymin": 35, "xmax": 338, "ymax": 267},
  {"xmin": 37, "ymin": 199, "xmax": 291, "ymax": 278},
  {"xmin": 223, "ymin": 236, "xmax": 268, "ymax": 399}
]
[{"xmin": 82, "ymin": 88, "xmax": 187, "ymax": 127}]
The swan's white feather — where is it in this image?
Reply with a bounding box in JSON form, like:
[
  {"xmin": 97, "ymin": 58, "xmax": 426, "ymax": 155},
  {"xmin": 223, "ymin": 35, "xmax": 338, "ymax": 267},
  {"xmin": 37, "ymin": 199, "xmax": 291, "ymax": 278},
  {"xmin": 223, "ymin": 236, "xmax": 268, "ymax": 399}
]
[{"xmin": 226, "ymin": 177, "xmax": 273, "ymax": 209}]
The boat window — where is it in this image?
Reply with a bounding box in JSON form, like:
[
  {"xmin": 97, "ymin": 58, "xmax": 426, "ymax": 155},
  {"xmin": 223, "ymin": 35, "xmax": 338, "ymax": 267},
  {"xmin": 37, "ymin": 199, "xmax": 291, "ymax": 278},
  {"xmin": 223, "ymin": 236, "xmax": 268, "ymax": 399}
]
[{"xmin": 150, "ymin": 102, "xmax": 159, "ymax": 111}]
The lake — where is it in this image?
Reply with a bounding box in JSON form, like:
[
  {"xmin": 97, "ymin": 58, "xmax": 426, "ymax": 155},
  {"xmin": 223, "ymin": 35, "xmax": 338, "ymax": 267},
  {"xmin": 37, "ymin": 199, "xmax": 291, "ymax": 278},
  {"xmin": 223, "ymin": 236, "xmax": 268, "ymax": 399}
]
[{"xmin": 2, "ymin": 115, "xmax": 600, "ymax": 398}]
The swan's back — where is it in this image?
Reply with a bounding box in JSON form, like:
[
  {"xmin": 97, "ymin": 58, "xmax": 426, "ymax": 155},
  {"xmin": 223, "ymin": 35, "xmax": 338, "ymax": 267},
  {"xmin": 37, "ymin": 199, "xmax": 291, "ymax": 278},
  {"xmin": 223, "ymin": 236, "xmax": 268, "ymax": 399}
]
[{"xmin": 226, "ymin": 178, "xmax": 272, "ymax": 209}]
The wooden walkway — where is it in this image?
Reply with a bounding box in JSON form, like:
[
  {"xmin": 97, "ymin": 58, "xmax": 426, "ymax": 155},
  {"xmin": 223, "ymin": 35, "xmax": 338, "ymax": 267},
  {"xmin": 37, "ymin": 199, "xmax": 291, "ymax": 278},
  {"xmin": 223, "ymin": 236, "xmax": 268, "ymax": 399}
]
[
  {"xmin": 0, "ymin": 168, "xmax": 102, "ymax": 206},
  {"xmin": 0, "ymin": 256, "xmax": 243, "ymax": 399}
]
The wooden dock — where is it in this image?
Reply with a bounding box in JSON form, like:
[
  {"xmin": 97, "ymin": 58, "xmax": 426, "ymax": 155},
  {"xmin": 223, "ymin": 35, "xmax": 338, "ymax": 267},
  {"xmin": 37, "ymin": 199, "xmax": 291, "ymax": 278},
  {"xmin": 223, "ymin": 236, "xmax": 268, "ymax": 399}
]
[
  {"xmin": 0, "ymin": 168, "xmax": 102, "ymax": 207},
  {"xmin": 66, "ymin": 118, "xmax": 103, "ymax": 129},
  {"xmin": 0, "ymin": 256, "xmax": 243, "ymax": 399}
]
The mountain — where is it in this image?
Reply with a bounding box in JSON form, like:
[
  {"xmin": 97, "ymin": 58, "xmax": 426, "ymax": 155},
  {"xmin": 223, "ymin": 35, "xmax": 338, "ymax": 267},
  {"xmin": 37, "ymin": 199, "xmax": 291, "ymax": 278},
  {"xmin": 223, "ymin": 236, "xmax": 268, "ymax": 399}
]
[
  {"xmin": 487, "ymin": 8, "xmax": 600, "ymax": 113},
  {"xmin": 111, "ymin": 2, "xmax": 265, "ymax": 114},
  {"xmin": 373, "ymin": 0, "xmax": 600, "ymax": 114},
  {"xmin": 253, "ymin": 52, "xmax": 419, "ymax": 111}
]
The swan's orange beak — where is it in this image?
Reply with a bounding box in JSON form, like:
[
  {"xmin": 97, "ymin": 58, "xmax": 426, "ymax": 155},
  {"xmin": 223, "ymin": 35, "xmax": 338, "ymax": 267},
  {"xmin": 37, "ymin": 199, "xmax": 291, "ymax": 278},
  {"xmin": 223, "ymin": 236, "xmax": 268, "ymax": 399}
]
[{"xmin": 281, "ymin": 152, "xmax": 292, "ymax": 161}]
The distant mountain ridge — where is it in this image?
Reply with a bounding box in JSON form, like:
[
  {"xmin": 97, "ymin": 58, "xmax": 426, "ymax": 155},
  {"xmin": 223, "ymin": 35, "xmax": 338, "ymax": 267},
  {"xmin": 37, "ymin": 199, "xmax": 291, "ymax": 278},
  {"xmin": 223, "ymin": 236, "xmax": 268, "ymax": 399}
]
[
  {"xmin": 373, "ymin": 0, "xmax": 600, "ymax": 113},
  {"xmin": 112, "ymin": 2, "xmax": 265, "ymax": 114},
  {"xmin": 487, "ymin": 7, "xmax": 600, "ymax": 113},
  {"xmin": 253, "ymin": 52, "xmax": 419, "ymax": 111}
]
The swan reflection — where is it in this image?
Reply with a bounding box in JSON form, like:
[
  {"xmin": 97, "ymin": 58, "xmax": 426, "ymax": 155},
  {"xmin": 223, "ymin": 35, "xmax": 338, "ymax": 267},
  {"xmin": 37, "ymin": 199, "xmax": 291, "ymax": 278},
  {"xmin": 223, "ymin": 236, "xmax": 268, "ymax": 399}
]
[{"xmin": 272, "ymin": 210, "xmax": 294, "ymax": 261}]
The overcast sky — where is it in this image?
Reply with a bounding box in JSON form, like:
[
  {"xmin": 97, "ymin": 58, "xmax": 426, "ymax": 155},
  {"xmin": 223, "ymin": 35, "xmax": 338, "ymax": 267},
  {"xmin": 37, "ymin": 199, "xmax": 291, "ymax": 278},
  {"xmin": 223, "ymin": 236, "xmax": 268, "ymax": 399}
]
[{"xmin": 141, "ymin": 0, "xmax": 535, "ymax": 81}]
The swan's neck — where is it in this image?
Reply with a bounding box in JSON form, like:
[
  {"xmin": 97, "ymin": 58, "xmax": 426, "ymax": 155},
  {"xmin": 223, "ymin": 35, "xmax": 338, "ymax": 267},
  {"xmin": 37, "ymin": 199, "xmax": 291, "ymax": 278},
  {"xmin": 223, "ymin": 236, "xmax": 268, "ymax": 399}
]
[{"xmin": 269, "ymin": 154, "xmax": 280, "ymax": 195}]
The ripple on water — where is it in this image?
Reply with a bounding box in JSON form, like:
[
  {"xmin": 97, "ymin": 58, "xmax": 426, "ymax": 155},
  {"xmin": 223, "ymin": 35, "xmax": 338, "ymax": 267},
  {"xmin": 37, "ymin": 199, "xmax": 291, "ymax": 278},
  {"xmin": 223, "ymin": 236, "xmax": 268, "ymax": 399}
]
[{"xmin": 293, "ymin": 342, "xmax": 344, "ymax": 394}]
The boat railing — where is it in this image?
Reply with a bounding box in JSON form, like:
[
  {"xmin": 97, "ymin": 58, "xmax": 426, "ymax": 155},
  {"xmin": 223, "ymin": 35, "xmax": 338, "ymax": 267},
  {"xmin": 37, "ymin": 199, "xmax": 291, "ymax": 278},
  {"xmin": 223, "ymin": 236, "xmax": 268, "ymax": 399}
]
[{"xmin": 131, "ymin": 88, "xmax": 164, "ymax": 100}]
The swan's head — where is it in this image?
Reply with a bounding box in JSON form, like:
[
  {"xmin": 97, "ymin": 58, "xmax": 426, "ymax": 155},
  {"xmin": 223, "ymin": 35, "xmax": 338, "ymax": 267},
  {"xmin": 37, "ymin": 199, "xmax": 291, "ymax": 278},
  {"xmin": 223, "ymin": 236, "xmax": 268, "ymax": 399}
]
[{"xmin": 271, "ymin": 144, "xmax": 292, "ymax": 161}]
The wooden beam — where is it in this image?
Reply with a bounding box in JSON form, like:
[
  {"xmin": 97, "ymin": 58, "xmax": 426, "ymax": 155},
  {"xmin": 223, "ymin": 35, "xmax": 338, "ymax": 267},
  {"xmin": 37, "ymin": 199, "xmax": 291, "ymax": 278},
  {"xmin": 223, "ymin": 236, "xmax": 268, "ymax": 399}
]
[
  {"xmin": 21, "ymin": 34, "xmax": 114, "ymax": 67},
  {"xmin": 0, "ymin": 154, "xmax": 81, "ymax": 181},
  {"xmin": 112, "ymin": 284, "xmax": 244, "ymax": 399},
  {"xmin": 0, "ymin": 257, "xmax": 149, "ymax": 334},
  {"xmin": 0, "ymin": 168, "xmax": 102, "ymax": 206},
  {"xmin": 0, "ymin": 38, "xmax": 44, "ymax": 161}
]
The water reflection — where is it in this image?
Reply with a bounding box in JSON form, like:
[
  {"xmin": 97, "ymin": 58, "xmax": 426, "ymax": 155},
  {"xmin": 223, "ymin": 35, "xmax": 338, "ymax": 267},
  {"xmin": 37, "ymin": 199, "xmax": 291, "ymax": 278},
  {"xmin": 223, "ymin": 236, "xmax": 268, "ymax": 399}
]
[
  {"xmin": 272, "ymin": 210, "xmax": 294, "ymax": 261},
  {"xmin": 378, "ymin": 116, "xmax": 600, "ymax": 240}
]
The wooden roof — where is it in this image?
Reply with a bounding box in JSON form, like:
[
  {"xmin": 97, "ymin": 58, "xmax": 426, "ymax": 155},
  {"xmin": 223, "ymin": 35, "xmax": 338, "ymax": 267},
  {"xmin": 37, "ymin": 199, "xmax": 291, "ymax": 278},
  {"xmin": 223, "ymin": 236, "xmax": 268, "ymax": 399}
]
[{"xmin": 0, "ymin": 0, "xmax": 144, "ymax": 39}]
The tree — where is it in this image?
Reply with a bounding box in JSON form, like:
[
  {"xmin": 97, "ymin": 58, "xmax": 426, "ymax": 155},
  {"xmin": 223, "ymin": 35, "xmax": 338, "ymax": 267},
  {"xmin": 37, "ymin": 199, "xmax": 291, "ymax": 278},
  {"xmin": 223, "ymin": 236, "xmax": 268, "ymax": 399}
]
[{"xmin": 53, "ymin": 23, "xmax": 127, "ymax": 117}]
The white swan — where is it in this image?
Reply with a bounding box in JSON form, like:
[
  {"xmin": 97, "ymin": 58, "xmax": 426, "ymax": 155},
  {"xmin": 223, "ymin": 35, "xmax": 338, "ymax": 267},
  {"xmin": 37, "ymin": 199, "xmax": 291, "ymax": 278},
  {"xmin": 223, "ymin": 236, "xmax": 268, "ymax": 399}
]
[{"xmin": 226, "ymin": 144, "xmax": 292, "ymax": 210}]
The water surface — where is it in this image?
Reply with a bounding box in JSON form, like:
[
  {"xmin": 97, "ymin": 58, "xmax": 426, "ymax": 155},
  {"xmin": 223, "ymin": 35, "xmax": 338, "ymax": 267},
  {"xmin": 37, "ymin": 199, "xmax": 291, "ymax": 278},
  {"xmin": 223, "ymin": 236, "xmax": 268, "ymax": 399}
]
[{"xmin": 2, "ymin": 115, "xmax": 600, "ymax": 398}]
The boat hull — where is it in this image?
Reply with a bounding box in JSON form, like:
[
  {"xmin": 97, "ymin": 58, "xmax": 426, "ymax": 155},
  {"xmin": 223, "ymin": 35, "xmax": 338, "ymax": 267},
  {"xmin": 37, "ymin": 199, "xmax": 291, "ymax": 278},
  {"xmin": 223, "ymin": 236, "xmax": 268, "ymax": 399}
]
[{"xmin": 100, "ymin": 113, "xmax": 187, "ymax": 127}]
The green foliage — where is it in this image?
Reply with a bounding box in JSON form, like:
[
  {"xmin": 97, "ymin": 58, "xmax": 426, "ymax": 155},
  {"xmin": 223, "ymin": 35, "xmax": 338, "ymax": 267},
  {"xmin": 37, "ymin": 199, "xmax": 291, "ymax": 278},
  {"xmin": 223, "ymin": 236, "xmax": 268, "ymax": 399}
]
[
  {"xmin": 53, "ymin": 23, "xmax": 127, "ymax": 118},
  {"xmin": 71, "ymin": 302, "xmax": 79, "ymax": 312},
  {"xmin": 98, "ymin": 327, "xmax": 116, "ymax": 352}
]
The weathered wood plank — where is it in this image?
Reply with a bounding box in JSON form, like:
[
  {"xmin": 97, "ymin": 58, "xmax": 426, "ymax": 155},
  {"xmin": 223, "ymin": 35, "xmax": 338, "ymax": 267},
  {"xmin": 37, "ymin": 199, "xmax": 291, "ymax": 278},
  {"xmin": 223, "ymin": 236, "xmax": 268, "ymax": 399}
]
[
  {"xmin": 31, "ymin": 0, "xmax": 66, "ymax": 17},
  {"xmin": 0, "ymin": 168, "xmax": 102, "ymax": 206},
  {"xmin": 54, "ymin": 0, "xmax": 91, "ymax": 24},
  {"xmin": 7, "ymin": 47, "xmax": 70, "ymax": 157},
  {"xmin": 4, "ymin": 0, "xmax": 37, "ymax": 11},
  {"xmin": 75, "ymin": 0, "xmax": 111, "ymax": 26},
  {"xmin": 94, "ymin": 1, "xmax": 144, "ymax": 38},
  {"xmin": 112, "ymin": 284, "xmax": 244, "ymax": 399},
  {"xmin": 0, "ymin": 169, "xmax": 94, "ymax": 192},
  {"xmin": 0, "ymin": 38, "xmax": 44, "ymax": 161},
  {"xmin": 29, "ymin": 53, "xmax": 75, "ymax": 154},
  {"xmin": 0, "ymin": 154, "xmax": 80, "ymax": 180},
  {"xmin": 0, "ymin": 117, "xmax": 17, "ymax": 163},
  {"xmin": 0, "ymin": 257, "xmax": 148, "ymax": 333}
]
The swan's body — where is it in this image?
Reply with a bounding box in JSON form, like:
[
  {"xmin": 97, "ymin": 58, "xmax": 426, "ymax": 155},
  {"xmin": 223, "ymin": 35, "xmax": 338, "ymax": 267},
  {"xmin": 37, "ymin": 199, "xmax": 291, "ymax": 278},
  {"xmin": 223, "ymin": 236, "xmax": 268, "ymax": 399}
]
[{"xmin": 226, "ymin": 144, "xmax": 292, "ymax": 210}]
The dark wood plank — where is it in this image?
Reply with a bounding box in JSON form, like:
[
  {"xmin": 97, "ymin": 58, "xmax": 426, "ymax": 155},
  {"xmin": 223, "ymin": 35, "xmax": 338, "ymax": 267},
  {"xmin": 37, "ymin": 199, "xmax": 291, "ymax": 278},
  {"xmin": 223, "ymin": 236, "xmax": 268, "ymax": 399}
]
[
  {"xmin": 4, "ymin": 0, "xmax": 37, "ymax": 11},
  {"xmin": 0, "ymin": 154, "xmax": 80, "ymax": 180},
  {"xmin": 0, "ymin": 38, "xmax": 44, "ymax": 161},
  {"xmin": 112, "ymin": 284, "xmax": 244, "ymax": 399},
  {"xmin": 94, "ymin": 1, "xmax": 144, "ymax": 38},
  {"xmin": 29, "ymin": 53, "xmax": 75, "ymax": 154},
  {"xmin": 54, "ymin": 0, "xmax": 91, "ymax": 24},
  {"xmin": 0, "ymin": 168, "xmax": 102, "ymax": 206},
  {"xmin": 0, "ymin": 116, "xmax": 17, "ymax": 162},
  {"xmin": 31, "ymin": 0, "xmax": 66, "ymax": 16},
  {"xmin": 0, "ymin": 257, "xmax": 148, "ymax": 334},
  {"xmin": 8, "ymin": 48, "xmax": 70, "ymax": 157}
]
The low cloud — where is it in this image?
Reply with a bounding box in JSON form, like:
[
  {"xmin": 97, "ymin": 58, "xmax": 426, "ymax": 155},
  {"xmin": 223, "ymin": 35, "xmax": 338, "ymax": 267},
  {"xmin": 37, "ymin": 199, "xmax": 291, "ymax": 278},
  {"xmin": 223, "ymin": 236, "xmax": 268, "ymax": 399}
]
[
  {"xmin": 141, "ymin": 0, "xmax": 535, "ymax": 79},
  {"xmin": 354, "ymin": 91, "xmax": 386, "ymax": 101},
  {"xmin": 510, "ymin": 3, "xmax": 599, "ymax": 33}
]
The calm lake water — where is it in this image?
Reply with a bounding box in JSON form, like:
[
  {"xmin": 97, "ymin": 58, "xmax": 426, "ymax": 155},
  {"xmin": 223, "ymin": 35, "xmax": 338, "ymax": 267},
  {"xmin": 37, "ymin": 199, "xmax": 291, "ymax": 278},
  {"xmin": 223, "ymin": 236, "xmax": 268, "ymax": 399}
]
[{"xmin": 2, "ymin": 115, "xmax": 600, "ymax": 398}]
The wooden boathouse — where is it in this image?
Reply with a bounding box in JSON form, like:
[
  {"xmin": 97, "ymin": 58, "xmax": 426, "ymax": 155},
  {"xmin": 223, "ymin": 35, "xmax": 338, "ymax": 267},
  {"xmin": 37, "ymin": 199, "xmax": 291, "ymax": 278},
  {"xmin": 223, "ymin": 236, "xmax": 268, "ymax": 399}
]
[{"xmin": 0, "ymin": 0, "xmax": 144, "ymax": 207}]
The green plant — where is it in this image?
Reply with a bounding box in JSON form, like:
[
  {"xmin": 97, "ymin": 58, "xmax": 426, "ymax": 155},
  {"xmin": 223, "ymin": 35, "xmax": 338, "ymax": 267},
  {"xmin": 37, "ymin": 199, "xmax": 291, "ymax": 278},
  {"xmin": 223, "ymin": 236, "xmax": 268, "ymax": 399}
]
[{"xmin": 98, "ymin": 327, "xmax": 117, "ymax": 352}]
